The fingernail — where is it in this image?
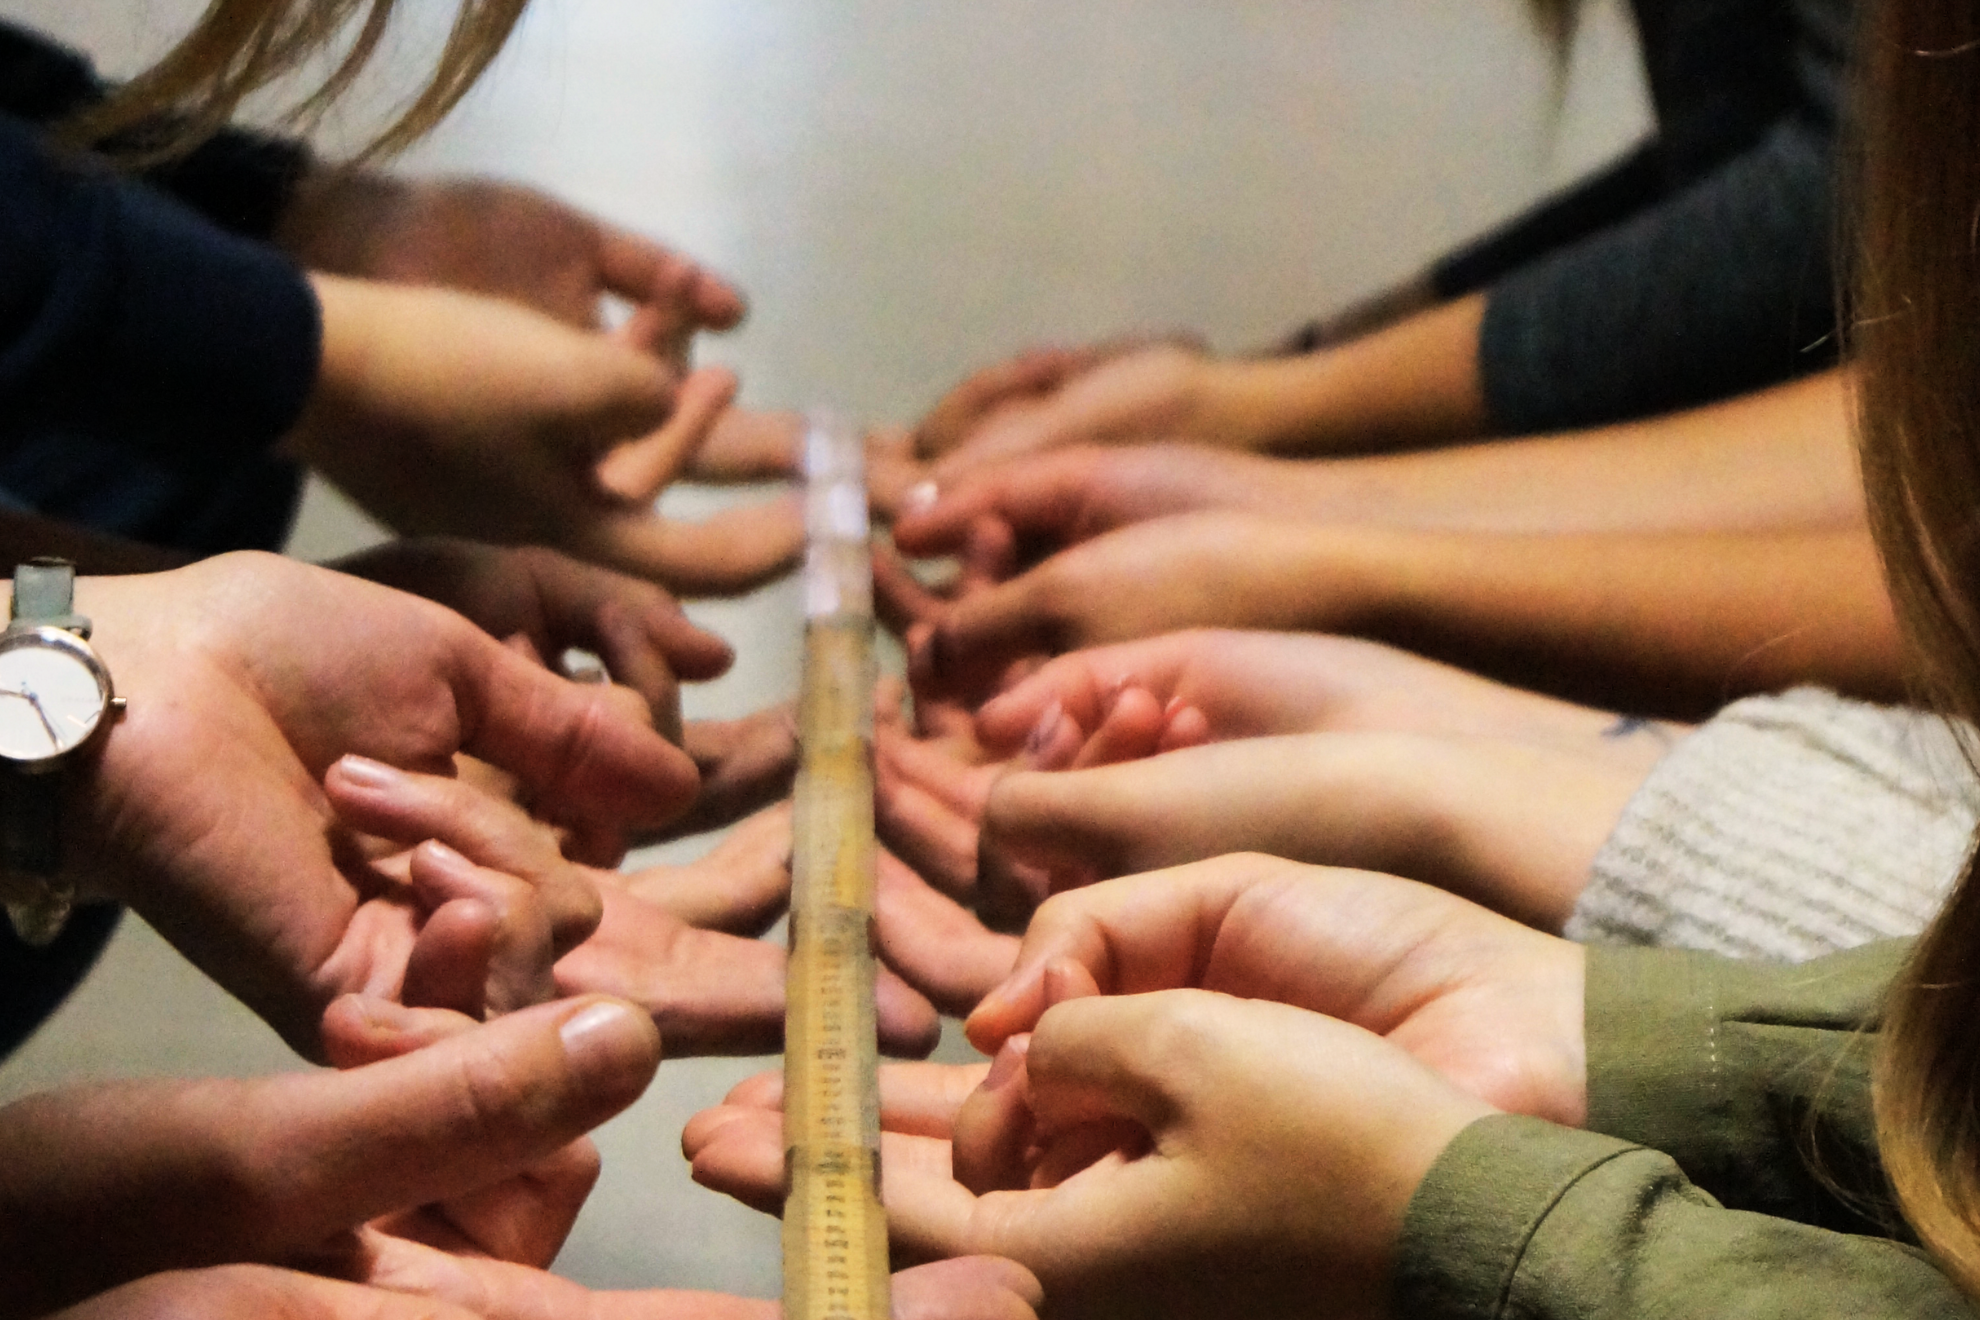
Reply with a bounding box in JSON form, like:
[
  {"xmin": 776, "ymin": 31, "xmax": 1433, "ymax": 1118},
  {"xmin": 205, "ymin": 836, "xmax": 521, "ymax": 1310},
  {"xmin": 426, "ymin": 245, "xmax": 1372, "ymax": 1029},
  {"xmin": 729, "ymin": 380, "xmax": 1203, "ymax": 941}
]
[
  {"xmin": 982, "ymin": 1034, "xmax": 1031, "ymax": 1091},
  {"xmin": 416, "ymin": 839, "xmax": 470, "ymax": 870},
  {"xmin": 335, "ymin": 755, "xmax": 405, "ymax": 791},
  {"xmin": 1024, "ymin": 700, "xmax": 1064, "ymax": 758},
  {"xmin": 905, "ymin": 480, "xmax": 939, "ymax": 514},
  {"xmin": 1100, "ymin": 677, "xmax": 1130, "ymax": 721},
  {"xmin": 559, "ymin": 1000, "xmax": 655, "ymax": 1083}
]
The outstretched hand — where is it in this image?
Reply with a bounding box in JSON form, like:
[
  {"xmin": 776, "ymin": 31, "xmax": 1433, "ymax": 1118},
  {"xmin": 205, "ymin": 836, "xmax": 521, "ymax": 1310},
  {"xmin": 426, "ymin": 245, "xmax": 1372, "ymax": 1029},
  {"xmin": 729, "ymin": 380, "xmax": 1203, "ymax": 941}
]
[
  {"xmin": 278, "ymin": 172, "xmax": 746, "ymax": 364},
  {"xmin": 688, "ymin": 990, "xmax": 1492, "ymax": 1320},
  {"xmin": 66, "ymin": 553, "xmax": 698, "ymax": 1056}
]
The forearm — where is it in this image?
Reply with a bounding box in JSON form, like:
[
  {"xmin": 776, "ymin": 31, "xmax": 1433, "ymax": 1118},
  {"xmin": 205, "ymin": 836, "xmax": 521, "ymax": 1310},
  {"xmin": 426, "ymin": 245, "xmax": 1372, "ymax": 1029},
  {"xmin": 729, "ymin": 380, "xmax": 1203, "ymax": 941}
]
[
  {"xmin": 1284, "ymin": 368, "xmax": 1862, "ymax": 535},
  {"xmin": 1305, "ymin": 525, "xmax": 1904, "ymax": 718},
  {"xmin": 1199, "ymin": 294, "xmax": 1489, "ymax": 456}
]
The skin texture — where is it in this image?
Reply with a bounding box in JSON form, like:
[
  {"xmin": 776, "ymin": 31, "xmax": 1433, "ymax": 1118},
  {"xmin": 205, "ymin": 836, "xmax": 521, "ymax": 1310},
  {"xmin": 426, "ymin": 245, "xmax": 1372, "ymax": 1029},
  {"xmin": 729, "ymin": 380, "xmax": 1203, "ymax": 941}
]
[
  {"xmin": 54, "ymin": 554, "xmax": 697, "ymax": 1058},
  {"xmin": 271, "ymin": 172, "xmax": 815, "ymax": 596},
  {"xmin": 885, "ymin": 511, "xmax": 1903, "ymax": 718},
  {"xmin": 912, "ymin": 297, "xmax": 1489, "ymax": 471},
  {"xmin": 875, "ymin": 630, "xmax": 1677, "ymax": 926},
  {"xmin": 686, "ymin": 858, "xmax": 1591, "ymax": 1320},
  {"xmin": 891, "ymin": 370, "xmax": 1860, "ymax": 546},
  {"xmin": 17, "ymin": 998, "xmax": 1042, "ymax": 1320}
]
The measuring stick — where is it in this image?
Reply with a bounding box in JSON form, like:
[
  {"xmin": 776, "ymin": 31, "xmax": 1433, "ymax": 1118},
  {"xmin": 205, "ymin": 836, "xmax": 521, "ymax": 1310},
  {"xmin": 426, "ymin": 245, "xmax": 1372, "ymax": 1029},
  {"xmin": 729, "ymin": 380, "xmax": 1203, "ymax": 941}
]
[{"xmin": 783, "ymin": 413, "xmax": 890, "ymax": 1320}]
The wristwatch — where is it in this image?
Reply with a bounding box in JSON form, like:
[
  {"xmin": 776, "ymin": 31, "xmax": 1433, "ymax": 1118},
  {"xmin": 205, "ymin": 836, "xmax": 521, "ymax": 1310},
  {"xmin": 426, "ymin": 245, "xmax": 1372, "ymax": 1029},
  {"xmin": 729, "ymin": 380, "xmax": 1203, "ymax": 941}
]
[{"xmin": 0, "ymin": 559, "xmax": 121, "ymax": 945}]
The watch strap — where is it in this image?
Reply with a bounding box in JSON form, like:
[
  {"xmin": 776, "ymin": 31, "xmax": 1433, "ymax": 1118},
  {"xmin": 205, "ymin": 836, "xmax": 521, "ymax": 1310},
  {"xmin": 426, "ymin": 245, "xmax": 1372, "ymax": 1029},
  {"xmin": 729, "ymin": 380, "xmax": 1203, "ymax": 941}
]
[
  {"xmin": 10, "ymin": 557, "xmax": 88, "ymax": 637},
  {"xmin": 1, "ymin": 771, "xmax": 72, "ymax": 946}
]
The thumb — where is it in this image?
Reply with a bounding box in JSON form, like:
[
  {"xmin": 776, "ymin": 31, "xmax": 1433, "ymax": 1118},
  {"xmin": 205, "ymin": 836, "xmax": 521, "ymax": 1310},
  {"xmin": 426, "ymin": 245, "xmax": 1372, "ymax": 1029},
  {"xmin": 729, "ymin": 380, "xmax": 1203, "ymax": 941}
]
[{"xmin": 251, "ymin": 995, "xmax": 659, "ymax": 1248}]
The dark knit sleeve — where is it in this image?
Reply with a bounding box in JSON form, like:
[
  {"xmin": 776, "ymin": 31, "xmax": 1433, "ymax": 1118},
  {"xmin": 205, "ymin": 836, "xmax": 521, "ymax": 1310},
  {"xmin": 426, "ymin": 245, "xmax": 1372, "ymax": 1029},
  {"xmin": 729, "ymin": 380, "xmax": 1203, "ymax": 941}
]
[
  {"xmin": 0, "ymin": 20, "xmax": 310, "ymax": 241},
  {"xmin": 1476, "ymin": 114, "xmax": 1838, "ymax": 433},
  {"xmin": 0, "ymin": 112, "xmax": 320, "ymax": 472}
]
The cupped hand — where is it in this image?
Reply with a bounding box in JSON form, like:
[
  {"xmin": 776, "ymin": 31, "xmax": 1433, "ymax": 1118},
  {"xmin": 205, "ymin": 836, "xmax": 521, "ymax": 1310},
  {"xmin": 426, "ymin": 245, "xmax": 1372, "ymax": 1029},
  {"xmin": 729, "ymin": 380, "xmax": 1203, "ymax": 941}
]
[
  {"xmin": 66, "ymin": 553, "xmax": 698, "ymax": 1055},
  {"xmin": 278, "ymin": 172, "xmax": 745, "ymax": 362},
  {"xmin": 690, "ymin": 991, "xmax": 1492, "ymax": 1320},
  {"xmin": 966, "ymin": 855, "xmax": 1587, "ymax": 1124},
  {"xmin": 331, "ymin": 538, "xmax": 735, "ymax": 735}
]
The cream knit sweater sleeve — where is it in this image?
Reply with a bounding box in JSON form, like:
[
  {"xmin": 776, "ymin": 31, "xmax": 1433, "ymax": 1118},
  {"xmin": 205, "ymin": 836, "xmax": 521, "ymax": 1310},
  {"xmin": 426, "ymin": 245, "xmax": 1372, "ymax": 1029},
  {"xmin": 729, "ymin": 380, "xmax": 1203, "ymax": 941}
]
[{"xmin": 1565, "ymin": 688, "xmax": 1978, "ymax": 961}]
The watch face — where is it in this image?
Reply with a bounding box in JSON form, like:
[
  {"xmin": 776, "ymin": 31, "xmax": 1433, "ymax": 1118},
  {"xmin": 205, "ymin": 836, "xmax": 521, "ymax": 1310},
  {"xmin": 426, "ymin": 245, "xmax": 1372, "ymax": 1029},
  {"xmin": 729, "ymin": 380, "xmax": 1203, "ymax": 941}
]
[{"xmin": 0, "ymin": 630, "xmax": 110, "ymax": 764}]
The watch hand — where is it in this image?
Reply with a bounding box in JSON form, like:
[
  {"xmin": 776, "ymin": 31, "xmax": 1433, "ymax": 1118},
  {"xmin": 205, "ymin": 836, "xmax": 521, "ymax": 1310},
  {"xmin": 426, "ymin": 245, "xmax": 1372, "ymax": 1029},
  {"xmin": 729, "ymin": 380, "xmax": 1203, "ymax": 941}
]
[{"xmin": 20, "ymin": 691, "xmax": 58, "ymax": 748}]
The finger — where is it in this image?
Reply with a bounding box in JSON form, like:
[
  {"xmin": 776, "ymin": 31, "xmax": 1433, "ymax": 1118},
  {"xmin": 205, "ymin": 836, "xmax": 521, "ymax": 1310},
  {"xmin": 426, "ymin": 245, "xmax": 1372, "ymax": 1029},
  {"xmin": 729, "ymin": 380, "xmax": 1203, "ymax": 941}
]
[
  {"xmin": 517, "ymin": 549, "xmax": 735, "ymax": 685},
  {"xmin": 889, "ymin": 1255, "xmax": 1044, "ymax": 1320},
  {"xmin": 623, "ymin": 802, "xmax": 793, "ymax": 933},
  {"xmin": 450, "ymin": 633, "xmax": 702, "ymax": 854},
  {"xmin": 584, "ymin": 493, "xmax": 806, "ymax": 597},
  {"xmin": 1157, "ymin": 703, "xmax": 1211, "ymax": 751},
  {"xmin": 18, "ymin": 997, "xmax": 661, "ymax": 1285},
  {"xmin": 54, "ymin": 1265, "xmax": 488, "ymax": 1320},
  {"xmin": 874, "ymin": 848, "xmax": 1021, "ymax": 1017},
  {"xmin": 372, "ymin": 1131, "xmax": 600, "ymax": 1267},
  {"xmin": 965, "ymin": 860, "xmax": 1262, "ymax": 1049},
  {"xmin": 598, "ymin": 228, "xmax": 748, "ymax": 336},
  {"xmin": 700, "ymin": 1060, "xmax": 990, "ymax": 1136},
  {"xmin": 1066, "ymin": 685, "xmax": 1167, "ymax": 769},
  {"xmin": 950, "ymin": 1037, "xmax": 1033, "ymax": 1194},
  {"xmin": 909, "ymin": 578, "xmax": 1061, "ymax": 705},
  {"xmin": 956, "ymin": 517, "xmax": 1017, "ymax": 594},
  {"xmin": 873, "ymin": 543, "xmax": 950, "ymax": 638},
  {"xmin": 325, "ymin": 756, "xmax": 604, "ymax": 957},
  {"xmin": 686, "ymin": 408, "xmax": 805, "ymax": 481},
  {"xmin": 407, "ymin": 841, "xmax": 562, "ymax": 1014},
  {"xmin": 401, "ymin": 895, "xmax": 497, "ymax": 1017},
  {"xmin": 555, "ymin": 888, "xmax": 790, "ymax": 1055},
  {"xmin": 916, "ymin": 347, "xmax": 1091, "ymax": 459},
  {"xmin": 320, "ymin": 993, "xmax": 482, "ymax": 1069},
  {"xmin": 595, "ymin": 366, "xmax": 740, "ymax": 505},
  {"xmin": 875, "ymin": 757, "xmax": 984, "ymax": 899},
  {"xmin": 661, "ymin": 709, "xmax": 798, "ymax": 841},
  {"xmin": 973, "ymin": 639, "xmax": 1193, "ymax": 754},
  {"xmin": 1019, "ymin": 993, "xmax": 1197, "ymax": 1136},
  {"xmin": 688, "ymin": 1112, "xmax": 982, "ymax": 1261}
]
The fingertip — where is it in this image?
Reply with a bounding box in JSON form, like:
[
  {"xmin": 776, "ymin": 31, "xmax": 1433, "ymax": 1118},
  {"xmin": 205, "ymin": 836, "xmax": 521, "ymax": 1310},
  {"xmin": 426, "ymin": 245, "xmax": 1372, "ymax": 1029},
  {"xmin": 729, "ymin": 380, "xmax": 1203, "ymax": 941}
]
[
  {"xmin": 557, "ymin": 995, "xmax": 663, "ymax": 1100},
  {"xmin": 723, "ymin": 1068, "xmax": 786, "ymax": 1109},
  {"xmin": 1157, "ymin": 704, "xmax": 1212, "ymax": 752},
  {"xmin": 878, "ymin": 969, "xmax": 944, "ymax": 1059}
]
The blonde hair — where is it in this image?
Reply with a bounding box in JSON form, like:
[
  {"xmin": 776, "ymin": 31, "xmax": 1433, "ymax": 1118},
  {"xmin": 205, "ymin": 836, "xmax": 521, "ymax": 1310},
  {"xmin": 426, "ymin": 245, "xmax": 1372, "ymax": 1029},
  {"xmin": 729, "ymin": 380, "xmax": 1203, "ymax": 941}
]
[
  {"xmin": 1854, "ymin": 0, "xmax": 1980, "ymax": 1297},
  {"xmin": 64, "ymin": 0, "xmax": 526, "ymax": 160}
]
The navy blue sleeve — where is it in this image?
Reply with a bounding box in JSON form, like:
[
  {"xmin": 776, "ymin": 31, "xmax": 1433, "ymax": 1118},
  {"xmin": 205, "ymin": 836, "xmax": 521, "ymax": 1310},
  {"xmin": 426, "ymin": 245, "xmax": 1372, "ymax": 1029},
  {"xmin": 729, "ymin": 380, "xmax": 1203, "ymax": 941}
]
[
  {"xmin": 0, "ymin": 20, "xmax": 311, "ymax": 241},
  {"xmin": 0, "ymin": 113, "xmax": 321, "ymax": 474},
  {"xmin": 1476, "ymin": 115, "xmax": 1837, "ymax": 433}
]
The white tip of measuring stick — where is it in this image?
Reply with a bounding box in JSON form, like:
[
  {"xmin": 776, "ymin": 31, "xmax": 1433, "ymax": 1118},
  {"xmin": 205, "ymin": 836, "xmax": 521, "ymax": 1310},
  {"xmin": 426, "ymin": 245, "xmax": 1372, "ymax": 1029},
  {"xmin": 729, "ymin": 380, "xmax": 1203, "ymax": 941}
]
[{"xmin": 803, "ymin": 410, "xmax": 873, "ymax": 621}]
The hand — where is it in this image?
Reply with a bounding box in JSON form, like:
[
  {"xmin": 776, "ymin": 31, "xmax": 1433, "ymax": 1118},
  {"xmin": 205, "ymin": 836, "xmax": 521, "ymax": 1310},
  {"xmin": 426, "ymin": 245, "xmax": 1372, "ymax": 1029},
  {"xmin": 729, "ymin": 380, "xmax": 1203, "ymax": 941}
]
[
  {"xmin": 330, "ymin": 763, "xmax": 944, "ymax": 1057},
  {"xmin": 970, "ymin": 628, "xmax": 1668, "ymax": 757},
  {"xmin": 277, "ymin": 172, "xmax": 745, "ymax": 363},
  {"xmin": 65, "ymin": 553, "xmax": 697, "ymax": 1055},
  {"xmin": 963, "ymin": 855, "xmax": 1588, "ymax": 1124},
  {"xmin": 892, "ymin": 443, "xmax": 1307, "ymax": 562},
  {"xmin": 975, "ymin": 728, "xmax": 1652, "ymax": 931},
  {"xmin": 291, "ymin": 277, "xmax": 804, "ymax": 595},
  {"xmin": 331, "ymin": 538, "xmax": 736, "ymax": 736},
  {"xmin": 689, "ymin": 991, "xmax": 1493, "ymax": 1320},
  {"xmin": 660, "ymin": 705, "xmax": 800, "ymax": 842},
  {"xmin": 0, "ymin": 993, "xmax": 659, "ymax": 1319},
  {"xmin": 891, "ymin": 511, "xmax": 1350, "ymax": 703},
  {"xmin": 54, "ymin": 1257, "xmax": 1042, "ymax": 1320},
  {"xmin": 914, "ymin": 340, "xmax": 1215, "ymax": 469}
]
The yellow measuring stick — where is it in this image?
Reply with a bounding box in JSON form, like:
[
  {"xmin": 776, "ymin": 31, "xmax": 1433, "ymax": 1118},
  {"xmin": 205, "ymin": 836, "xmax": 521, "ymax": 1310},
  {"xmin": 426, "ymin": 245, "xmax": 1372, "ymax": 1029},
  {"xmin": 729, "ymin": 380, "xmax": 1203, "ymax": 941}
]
[{"xmin": 783, "ymin": 413, "xmax": 890, "ymax": 1320}]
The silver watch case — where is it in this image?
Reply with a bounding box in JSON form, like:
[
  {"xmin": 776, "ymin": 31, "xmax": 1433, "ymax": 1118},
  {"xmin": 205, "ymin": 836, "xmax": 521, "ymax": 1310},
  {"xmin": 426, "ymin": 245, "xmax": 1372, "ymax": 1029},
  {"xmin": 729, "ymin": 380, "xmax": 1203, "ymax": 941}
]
[{"xmin": 0, "ymin": 625, "xmax": 119, "ymax": 773}]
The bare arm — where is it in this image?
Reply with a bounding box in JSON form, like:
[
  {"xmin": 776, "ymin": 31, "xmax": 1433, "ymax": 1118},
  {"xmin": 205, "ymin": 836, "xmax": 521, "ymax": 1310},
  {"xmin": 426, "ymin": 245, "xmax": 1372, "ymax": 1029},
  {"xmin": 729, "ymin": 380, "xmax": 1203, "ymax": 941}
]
[{"xmin": 906, "ymin": 513, "xmax": 1902, "ymax": 718}]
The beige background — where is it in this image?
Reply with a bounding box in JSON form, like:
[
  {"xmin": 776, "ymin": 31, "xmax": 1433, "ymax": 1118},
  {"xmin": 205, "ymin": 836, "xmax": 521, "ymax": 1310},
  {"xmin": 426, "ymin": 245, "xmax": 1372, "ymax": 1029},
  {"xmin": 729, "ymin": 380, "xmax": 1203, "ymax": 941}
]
[{"xmin": 0, "ymin": 0, "xmax": 1646, "ymax": 1295}]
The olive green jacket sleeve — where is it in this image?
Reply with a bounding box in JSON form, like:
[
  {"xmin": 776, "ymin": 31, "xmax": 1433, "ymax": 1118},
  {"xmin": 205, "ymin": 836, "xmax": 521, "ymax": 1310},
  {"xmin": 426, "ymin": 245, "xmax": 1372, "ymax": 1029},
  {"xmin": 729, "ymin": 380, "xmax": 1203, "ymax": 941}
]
[{"xmin": 1394, "ymin": 940, "xmax": 1976, "ymax": 1318}]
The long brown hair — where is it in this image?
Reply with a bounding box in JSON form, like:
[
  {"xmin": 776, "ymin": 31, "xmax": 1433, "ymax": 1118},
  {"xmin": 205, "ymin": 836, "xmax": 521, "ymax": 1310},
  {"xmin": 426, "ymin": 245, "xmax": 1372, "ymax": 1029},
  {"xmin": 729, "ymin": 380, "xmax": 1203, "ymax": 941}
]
[
  {"xmin": 63, "ymin": 0, "xmax": 526, "ymax": 160},
  {"xmin": 1855, "ymin": 0, "xmax": 1980, "ymax": 1296}
]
